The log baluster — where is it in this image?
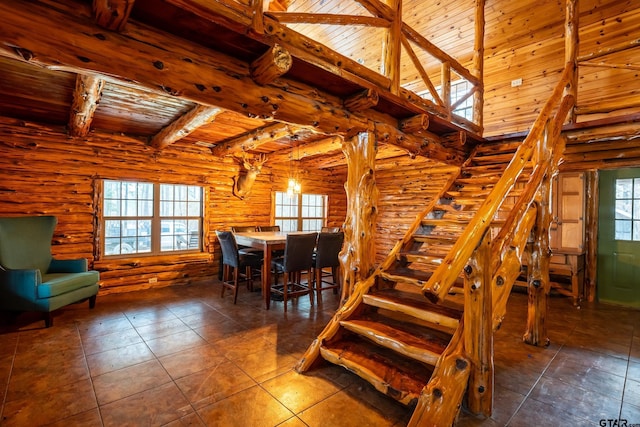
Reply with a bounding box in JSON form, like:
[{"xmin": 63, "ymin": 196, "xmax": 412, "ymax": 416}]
[{"xmin": 464, "ymin": 230, "xmax": 494, "ymax": 416}]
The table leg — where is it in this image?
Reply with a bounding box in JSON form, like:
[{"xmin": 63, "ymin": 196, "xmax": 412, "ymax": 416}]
[{"xmin": 263, "ymin": 242, "xmax": 271, "ymax": 309}]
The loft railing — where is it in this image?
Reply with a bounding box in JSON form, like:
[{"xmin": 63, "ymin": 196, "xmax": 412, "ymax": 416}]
[{"xmin": 173, "ymin": 0, "xmax": 484, "ymax": 134}]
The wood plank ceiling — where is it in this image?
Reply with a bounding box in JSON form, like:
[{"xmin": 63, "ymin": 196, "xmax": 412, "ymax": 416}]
[{"xmin": 0, "ymin": 0, "xmax": 485, "ymax": 171}]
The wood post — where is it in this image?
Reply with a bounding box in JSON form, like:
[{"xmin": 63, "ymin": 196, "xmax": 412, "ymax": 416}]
[
  {"xmin": 523, "ymin": 180, "xmax": 552, "ymax": 347},
  {"xmin": 464, "ymin": 231, "xmax": 493, "ymax": 416},
  {"xmin": 442, "ymin": 62, "xmax": 451, "ymax": 119},
  {"xmin": 584, "ymin": 169, "xmax": 598, "ymax": 302},
  {"xmin": 473, "ymin": 0, "xmax": 485, "ymax": 131},
  {"xmin": 564, "ymin": 0, "xmax": 579, "ymax": 123},
  {"xmin": 381, "ymin": 0, "xmax": 402, "ymax": 94},
  {"xmin": 339, "ymin": 130, "xmax": 379, "ymax": 301}
]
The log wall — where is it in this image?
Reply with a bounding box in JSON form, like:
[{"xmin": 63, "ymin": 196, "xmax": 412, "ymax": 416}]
[{"xmin": 0, "ymin": 117, "xmax": 347, "ymax": 294}]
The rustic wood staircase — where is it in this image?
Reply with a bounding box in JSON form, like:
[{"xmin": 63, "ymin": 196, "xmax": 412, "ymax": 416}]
[{"xmin": 296, "ymin": 64, "xmax": 575, "ymax": 426}]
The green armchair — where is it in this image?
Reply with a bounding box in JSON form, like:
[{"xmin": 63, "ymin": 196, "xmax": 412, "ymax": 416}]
[{"xmin": 0, "ymin": 216, "xmax": 99, "ymax": 327}]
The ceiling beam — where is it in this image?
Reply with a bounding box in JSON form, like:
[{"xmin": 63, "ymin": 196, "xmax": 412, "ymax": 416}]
[
  {"xmin": 149, "ymin": 105, "xmax": 222, "ymax": 149},
  {"xmin": 68, "ymin": 74, "xmax": 105, "ymax": 137},
  {"xmin": 0, "ymin": 0, "xmax": 465, "ymax": 166},
  {"xmin": 93, "ymin": 0, "xmax": 135, "ymax": 31},
  {"xmin": 267, "ymin": 136, "xmax": 343, "ymax": 164},
  {"xmin": 210, "ymin": 122, "xmax": 304, "ymax": 157}
]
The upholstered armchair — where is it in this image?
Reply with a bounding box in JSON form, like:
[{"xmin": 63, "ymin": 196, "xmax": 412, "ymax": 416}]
[{"xmin": 0, "ymin": 216, "xmax": 99, "ymax": 327}]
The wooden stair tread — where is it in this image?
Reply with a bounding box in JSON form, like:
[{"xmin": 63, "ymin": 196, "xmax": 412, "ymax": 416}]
[
  {"xmin": 421, "ymin": 218, "xmax": 470, "ymax": 227},
  {"xmin": 364, "ymin": 288, "xmax": 462, "ymax": 328},
  {"xmin": 340, "ymin": 314, "xmax": 450, "ymax": 366},
  {"xmin": 413, "ymin": 234, "xmax": 459, "ymax": 243},
  {"xmin": 400, "ymin": 251, "xmax": 444, "ymax": 266},
  {"xmin": 320, "ymin": 334, "xmax": 433, "ymax": 406}
]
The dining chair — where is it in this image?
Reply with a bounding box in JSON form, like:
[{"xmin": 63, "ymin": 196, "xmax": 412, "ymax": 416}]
[
  {"xmin": 216, "ymin": 231, "xmax": 262, "ymax": 304},
  {"xmin": 270, "ymin": 232, "xmax": 317, "ymax": 312},
  {"xmin": 321, "ymin": 226, "xmax": 341, "ymax": 233},
  {"xmin": 231, "ymin": 225, "xmax": 263, "ymax": 258},
  {"xmin": 231, "ymin": 226, "xmax": 258, "ymax": 232},
  {"xmin": 312, "ymin": 231, "xmax": 344, "ymax": 304},
  {"xmin": 258, "ymin": 225, "xmax": 280, "ymax": 232}
]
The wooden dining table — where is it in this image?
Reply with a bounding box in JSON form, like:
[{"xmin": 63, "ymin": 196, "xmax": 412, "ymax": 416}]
[{"xmin": 234, "ymin": 231, "xmax": 288, "ymax": 309}]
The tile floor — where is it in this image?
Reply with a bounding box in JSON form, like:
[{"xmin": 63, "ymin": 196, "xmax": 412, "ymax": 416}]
[{"xmin": 0, "ymin": 282, "xmax": 638, "ymax": 426}]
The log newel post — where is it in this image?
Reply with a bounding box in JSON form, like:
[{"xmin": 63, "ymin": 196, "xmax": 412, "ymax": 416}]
[
  {"xmin": 464, "ymin": 230, "xmax": 493, "ymax": 416},
  {"xmin": 523, "ymin": 177, "xmax": 552, "ymax": 347},
  {"xmin": 339, "ymin": 131, "xmax": 378, "ymax": 302}
]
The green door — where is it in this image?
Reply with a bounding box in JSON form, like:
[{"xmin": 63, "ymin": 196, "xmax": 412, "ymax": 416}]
[{"xmin": 597, "ymin": 168, "xmax": 640, "ymax": 308}]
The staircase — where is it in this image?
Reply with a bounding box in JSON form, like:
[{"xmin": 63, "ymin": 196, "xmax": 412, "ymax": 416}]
[{"xmin": 296, "ymin": 65, "xmax": 575, "ymax": 426}]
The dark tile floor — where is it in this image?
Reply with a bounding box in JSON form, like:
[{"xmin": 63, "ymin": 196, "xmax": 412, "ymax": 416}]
[{"xmin": 0, "ymin": 282, "xmax": 638, "ymax": 426}]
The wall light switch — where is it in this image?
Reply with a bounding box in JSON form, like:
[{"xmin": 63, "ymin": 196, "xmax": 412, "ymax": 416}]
[{"xmin": 511, "ymin": 78, "xmax": 523, "ymax": 87}]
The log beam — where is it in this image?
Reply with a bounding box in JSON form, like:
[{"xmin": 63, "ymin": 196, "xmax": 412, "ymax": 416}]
[
  {"xmin": 210, "ymin": 122, "xmax": 301, "ymax": 157},
  {"xmin": 68, "ymin": 74, "xmax": 105, "ymax": 138},
  {"xmin": 399, "ymin": 114, "xmax": 429, "ymax": 133},
  {"xmin": 374, "ymin": 122, "xmax": 465, "ymax": 164},
  {"xmin": 250, "ymin": 44, "xmax": 292, "ymax": 86},
  {"xmin": 93, "ymin": 0, "xmax": 135, "ymax": 31},
  {"xmin": 149, "ymin": 105, "xmax": 222, "ymax": 149},
  {"xmin": 344, "ymin": 89, "xmax": 379, "ymax": 112},
  {"xmin": 267, "ymin": 136, "xmax": 343, "ymax": 164}
]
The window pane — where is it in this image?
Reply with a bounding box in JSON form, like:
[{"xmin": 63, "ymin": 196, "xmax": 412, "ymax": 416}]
[
  {"xmin": 615, "ymin": 199, "xmax": 632, "ymax": 219},
  {"xmin": 615, "ymin": 220, "xmax": 632, "ymax": 240},
  {"xmin": 174, "ymin": 201, "xmax": 187, "ymax": 216},
  {"xmin": 635, "ymin": 179, "xmax": 640, "ymax": 198},
  {"xmin": 635, "ymin": 200, "xmax": 640, "ymax": 220},
  {"xmin": 105, "ymin": 200, "xmax": 120, "ymax": 216},
  {"xmin": 616, "ymin": 179, "xmax": 632, "ymax": 199},
  {"xmin": 188, "ymin": 201, "xmax": 200, "ymax": 216},
  {"xmin": 139, "ymin": 200, "xmax": 153, "ymax": 217}
]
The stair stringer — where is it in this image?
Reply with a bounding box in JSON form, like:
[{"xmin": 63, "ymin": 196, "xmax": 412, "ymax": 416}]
[{"xmin": 407, "ymin": 320, "xmax": 470, "ymax": 427}]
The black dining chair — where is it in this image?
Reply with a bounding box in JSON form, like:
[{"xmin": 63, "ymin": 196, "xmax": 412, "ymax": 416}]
[
  {"xmin": 258, "ymin": 225, "xmax": 280, "ymax": 232},
  {"xmin": 270, "ymin": 232, "xmax": 317, "ymax": 312},
  {"xmin": 321, "ymin": 226, "xmax": 341, "ymax": 233},
  {"xmin": 231, "ymin": 225, "xmax": 263, "ymax": 258},
  {"xmin": 312, "ymin": 231, "xmax": 344, "ymax": 304},
  {"xmin": 216, "ymin": 231, "xmax": 262, "ymax": 304}
]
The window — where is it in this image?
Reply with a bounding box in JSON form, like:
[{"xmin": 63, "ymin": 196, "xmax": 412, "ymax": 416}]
[
  {"xmin": 614, "ymin": 178, "xmax": 640, "ymax": 241},
  {"xmin": 274, "ymin": 192, "xmax": 327, "ymax": 232},
  {"xmin": 417, "ymin": 79, "xmax": 474, "ymax": 121},
  {"xmin": 103, "ymin": 180, "xmax": 203, "ymax": 256}
]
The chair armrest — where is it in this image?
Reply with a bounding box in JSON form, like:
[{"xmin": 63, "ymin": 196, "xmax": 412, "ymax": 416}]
[
  {"xmin": 49, "ymin": 258, "xmax": 88, "ymax": 273},
  {"xmin": 0, "ymin": 268, "xmax": 41, "ymax": 300}
]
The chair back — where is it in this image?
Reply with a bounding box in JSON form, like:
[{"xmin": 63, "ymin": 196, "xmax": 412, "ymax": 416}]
[
  {"xmin": 283, "ymin": 232, "xmax": 317, "ymax": 272},
  {"xmin": 315, "ymin": 232, "xmax": 344, "ymax": 268},
  {"xmin": 216, "ymin": 231, "xmax": 240, "ymax": 268},
  {"xmin": 0, "ymin": 215, "xmax": 56, "ymax": 274},
  {"xmin": 259, "ymin": 225, "xmax": 280, "ymax": 232},
  {"xmin": 321, "ymin": 226, "xmax": 341, "ymax": 233},
  {"xmin": 231, "ymin": 226, "xmax": 257, "ymax": 232}
]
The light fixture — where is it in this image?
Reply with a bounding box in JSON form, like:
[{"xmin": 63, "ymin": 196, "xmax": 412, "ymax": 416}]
[{"xmin": 287, "ymin": 141, "xmax": 301, "ymax": 197}]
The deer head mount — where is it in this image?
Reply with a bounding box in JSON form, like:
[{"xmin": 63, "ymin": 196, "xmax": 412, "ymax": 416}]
[{"xmin": 233, "ymin": 153, "xmax": 267, "ymax": 200}]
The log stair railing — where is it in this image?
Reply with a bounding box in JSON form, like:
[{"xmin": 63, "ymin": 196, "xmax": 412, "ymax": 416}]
[{"xmin": 296, "ymin": 63, "xmax": 575, "ymax": 426}]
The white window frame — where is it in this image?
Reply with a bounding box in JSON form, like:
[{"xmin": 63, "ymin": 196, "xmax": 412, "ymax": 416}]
[
  {"xmin": 273, "ymin": 191, "xmax": 328, "ymax": 232},
  {"xmin": 102, "ymin": 180, "xmax": 203, "ymax": 257}
]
